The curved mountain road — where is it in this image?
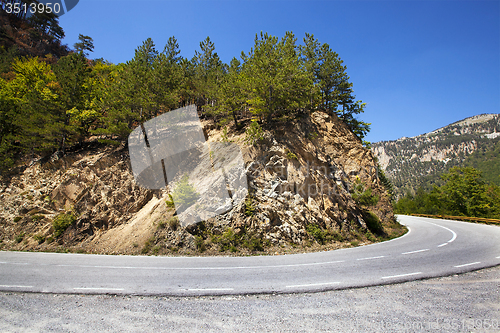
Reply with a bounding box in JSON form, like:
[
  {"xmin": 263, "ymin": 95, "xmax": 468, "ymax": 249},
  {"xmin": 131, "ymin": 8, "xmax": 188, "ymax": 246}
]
[{"xmin": 1, "ymin": 215, "xmax": 499, "ymax": 296}]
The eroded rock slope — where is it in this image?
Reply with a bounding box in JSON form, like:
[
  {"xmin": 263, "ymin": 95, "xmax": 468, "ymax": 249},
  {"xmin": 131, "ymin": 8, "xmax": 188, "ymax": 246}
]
[{"xmin": 0, "ymin": 111, "xmax": 403, "ymax": 255}]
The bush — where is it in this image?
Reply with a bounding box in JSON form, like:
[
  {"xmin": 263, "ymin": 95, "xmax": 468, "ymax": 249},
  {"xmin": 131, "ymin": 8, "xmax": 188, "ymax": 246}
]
[
  {"xmin": 351, "ymin": 178, "xmax": 379, "ymax": 206},
  {"xmin": 307, "ymin": 132, "xmax": 318, "ymax": 140},
  {"xmin": 141, "ymin": 238, "xmax": 154, "ymax": 254},
  {"xmin": 33, "ymin": 234, "xmax": 45, "ymax": 244},
  {"xmin": 363, "ymin": 210, "xmax": 384, "ymax": 235},
  {"xmin": 15, "ymin": 232, "xmax": 25, "ymax": 243},
  {"xmin": 245, "ymin": 195, "xmax": 255, "ymax": 216},
  {"xmin": 195, "ymin": 235, "xmax": 206, "ymax": 252},
  {"xmin": 168, "ymin": 216, "xmax": 180, "ymax": 230},
  {"xmin": 166, "ymin": 174, "xmax": 200, "ymax": 211},
  {"xmin": 14, "ymin": 216, "xmax": 22, "ymax": 223},
  {"xmin": 244, "ymin": 120, "xmax": 264, "ymax": 145},
  {"xmin": 156, "ymin": 220, "xmax": 166, "ymax": 229},
  {"xmin": 221, "ymin": 126, "xmax": 232, "ymax": 142},
  {"xmin": 306, "ymin": 224, "xmax": 325, "ymax": 244},
  {"xmin": 243, "ymin": 236, "xmax": 264, "ymax": 251},
  {"xmin": 31, "ymin": 215, "xmax": 44, "ymax": 222},
  {"xmin": 210, "ymin": 227, "xmax": 266, "ymax": 253},
  {"xmin": 286, "ymin": 149, "xmax": 298, "ymax": 160},
  {"xmin": 52, "ymin": 213, "xmax": 76, "ymax": 237}
]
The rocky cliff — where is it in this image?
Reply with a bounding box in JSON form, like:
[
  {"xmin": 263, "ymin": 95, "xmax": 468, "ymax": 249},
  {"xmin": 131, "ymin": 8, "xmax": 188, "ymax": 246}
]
[
  {"xmin": 0, "ymin": 110, "xmax": 403, "ymax": 255},
  {"xmin": 372, "ymin": 114, "xmax": 500, "ymax": 198}
]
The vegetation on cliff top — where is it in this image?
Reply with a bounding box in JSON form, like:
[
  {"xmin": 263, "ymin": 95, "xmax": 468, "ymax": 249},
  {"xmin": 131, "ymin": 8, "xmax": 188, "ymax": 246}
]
[{"xmin": 1, "ymin": 6, "xmax": 371, "ymax": 173}]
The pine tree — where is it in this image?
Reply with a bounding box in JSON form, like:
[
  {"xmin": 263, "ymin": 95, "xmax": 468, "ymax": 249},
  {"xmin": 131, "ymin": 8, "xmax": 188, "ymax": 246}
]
[
  {"xmin": 242, "ymin": 31, "xmax": 313, "ymax": 122},
  {"xmin": 73, "ymin": 34, "xmax": 94, "ymax": 56},
  {"xmin": 53, "ymin": 51, "xmax": 92, "ymax": 150}
]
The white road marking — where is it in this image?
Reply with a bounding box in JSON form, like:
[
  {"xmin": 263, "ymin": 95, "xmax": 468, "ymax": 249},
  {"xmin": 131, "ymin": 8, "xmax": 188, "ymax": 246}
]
[
  {"xmin": 357, "ymin": 256, "xmax": 386, "ymax": 261},
  {"xmin": 402, "ymin": 249, "xmax": 429, "ymax": 255},
  {"xmin": 423, "ymin": 221, "xmax": 457, "ymax": 244},
  {"xmin": 497, "ymin": 256, "xmax": 500, "ymax": 259},
  {"xmin": 381, "ymin": 272, "xmax": 422, "ymax": 279},
  {"xmin": 186, "ymin": 288, "xmax": 234, "ymax": 291},
  {"xmin": 45, "ymin": 260, "xmax": 346, "ymax": 271},
  {"xmin": 73, "ymin": 287, "xmax": 125, "ymax": 291},
  {"xmin": 438, "ymin": 243, "xmax": 448, "ymax": 247},
  {"xmin": 454, "ymin": 262, "xmax": 481, "ymax": 268},
  {"xmin": 286, "ymin": 282, "xmax": 340, "ymax": 288},
  {"xmin": 0, "ymin": 285, "xmax": 33, "ymax": 288}
]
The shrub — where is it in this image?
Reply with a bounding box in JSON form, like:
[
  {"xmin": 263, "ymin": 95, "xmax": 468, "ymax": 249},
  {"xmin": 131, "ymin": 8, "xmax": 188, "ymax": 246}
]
[
  {"xmin": 195, "ymin": 235, "xmax": 206, "ymax": 252},
  {"xmin": 52, "ymin": 213, "xmax": 76, "ymax": 237},
  {"xmin": 166, "ymin": 174, "xmax": 200, "ymax": 210},
  {"xmin": 15, "ymin": 232, "xmax": 25, "ymax": 243},
  {"xmin": 221, "ymin": 126, "xmax": 232, "ymax": 142},
  {"xmin": 307, "ymin": 132, "xmax": 318, "ymax": 140},
  {"xmin": 306, "ymin": 224, "xmax": 325, "ymax": 244},
  {"xmin": 31, "ymin": 215, "xmax": 44, "ymax": 222},
  {"xmin": 245, "ymin": 196, "xmax": 255, "ymax": 216},
  {"xmin": 157, "ymin": 220, "xmax": 166, "ymax": 229},
  {"xmin": 98, "ymin": 139, "xmax": 121, "ymax": 146},
  {"xmin": 33, "ymin": 234, "xmax": 45, "ymax": 244},
  {"xmin": 286, "ymin": 150, "xmax": 298, "ymax": 160},
  {"xmin": 244, "ymin": 120, "xmax": 264, "ymax": 145},
  {"xmin": 351, "ymin": 178, "xmax": 379, "ymax": 206},
  {"xmin": 13, "ymin": 216, "xmax": 22, "ymax": 223},
  {"xmin": 168, "ymin": 216, "xmax": 180, "ymax": 230},
  {"xmin": 141, "ymin": 240, "xmax": 152, "ymax": 254},
  {"xmin": 363, "ymin": 210, "xmax": 384, "ymax": 235},
  {"xmin": 243, "ymin": 236, "xmax": 264, "ymax": 252},
  {"xmin": 216, "ymin": 228, "xmax": 238, "ymax": 252}
]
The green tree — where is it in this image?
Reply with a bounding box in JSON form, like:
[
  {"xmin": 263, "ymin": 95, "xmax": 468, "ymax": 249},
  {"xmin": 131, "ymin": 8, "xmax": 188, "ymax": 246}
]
[
  {"xmin": 152, "ymin": 36, "xmax": 183, "ymax": 111},
  {"xmin": 53, "ymin": 51, "xmax": 92, "ymax": 150},
  {"xmin": 0, "ymin": 76, "xmax": 19, "ymax": 171},
  {"xmin": 439, "ymin": 167, "xmax": 491, "ymax": 217},
  {"xmin": 209, "ymin": 57, "xmax": 247, "ymax": 128},
  {"xmin": 7, "ymin": 57, "xmax": 60, "ymax": 156},
  {"xmin": 300, "ymin": 34, "xmax": 370, "ymax": 139},
  {"xmin": 243, "ymin": 31, "xmax": 313, "ymax": 122},
  {"xmin": 394, "ymin": 167, "xmax": 500, "ymax": 219},
  {"xmin": 73, "ymin": 34, "xmax": 94, "ymax": 56},
  {"xmin": 192, "ymin": 36, "xmax": 224, "ymax": 107},
  {"xmin": 94, "ymin": 39, "xmax": 158, "ymax": 139}
]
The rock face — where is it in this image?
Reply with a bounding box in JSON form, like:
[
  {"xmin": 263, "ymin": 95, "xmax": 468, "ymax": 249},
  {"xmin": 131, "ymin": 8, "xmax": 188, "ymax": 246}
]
[
  {"xmin": 0, "ymin": 111, "xmax": 400, "ymax": 255},
  {"xmin": 372, "ymin": 113, "xmax": 500, "ymax": 198}
]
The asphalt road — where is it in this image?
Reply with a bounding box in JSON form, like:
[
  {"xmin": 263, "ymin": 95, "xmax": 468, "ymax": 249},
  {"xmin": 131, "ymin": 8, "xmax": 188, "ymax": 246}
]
[{"xmin": 0, "ymin": 215, "xmax": 499, "ymax": 296}]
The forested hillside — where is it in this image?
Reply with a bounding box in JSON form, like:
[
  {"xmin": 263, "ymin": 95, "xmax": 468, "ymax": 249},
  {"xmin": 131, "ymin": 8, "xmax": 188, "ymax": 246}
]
[
  {"xmin": 1, "ymin": 5, "xmax": 371, "ymax": 175},
  {"xmin": 372, "ymin": 114, "xmax": 500, "ymax": 198}
]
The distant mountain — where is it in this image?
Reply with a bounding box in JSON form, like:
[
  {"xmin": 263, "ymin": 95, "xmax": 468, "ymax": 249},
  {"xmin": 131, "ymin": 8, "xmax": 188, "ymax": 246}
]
[{"xmin": 372, "ymin": 114, "xmax": 500, "ymax": 198}]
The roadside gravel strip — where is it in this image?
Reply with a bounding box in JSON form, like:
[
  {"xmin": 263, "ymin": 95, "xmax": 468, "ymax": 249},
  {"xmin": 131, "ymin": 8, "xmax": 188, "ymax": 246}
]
[{"xmin": 0, "ymin": 266, "xmax": 498, "ymax": 332}]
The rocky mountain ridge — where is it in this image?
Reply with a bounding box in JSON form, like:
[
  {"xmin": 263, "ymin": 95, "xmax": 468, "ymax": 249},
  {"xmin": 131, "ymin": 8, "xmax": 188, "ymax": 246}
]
[
  {"xmin": 0, "ymin": 111, "xmax": 403, "ymax": 255},
  {"xmin": 372, "ymin": 113, "xmax": 500, "ymax": 198}
]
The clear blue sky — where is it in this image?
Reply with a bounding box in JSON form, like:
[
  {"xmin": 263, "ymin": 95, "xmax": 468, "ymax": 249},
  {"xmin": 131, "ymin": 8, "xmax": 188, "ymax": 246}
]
[{"xmin": 58, "ymin": 0, "xmax": 500, "ymax": 143}]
